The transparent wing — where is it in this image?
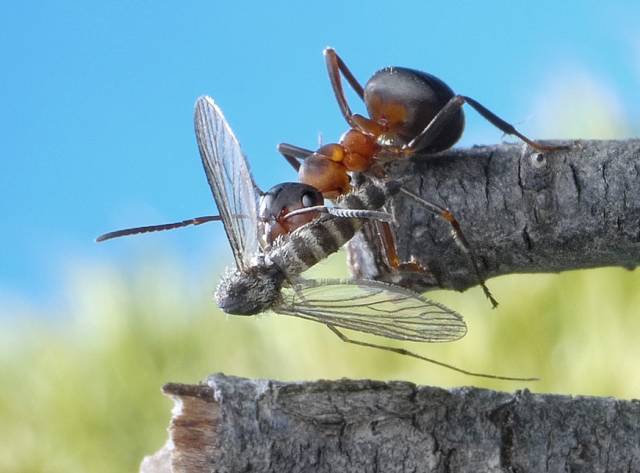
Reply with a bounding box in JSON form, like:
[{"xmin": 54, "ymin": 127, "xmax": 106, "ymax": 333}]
[
  {"xmin": 194, "ymin": 96, "xmax": 261, "ymax": 270},
  {"xmin": 275, "ymin": 279, "xmax": 466, "ymax": 342}
]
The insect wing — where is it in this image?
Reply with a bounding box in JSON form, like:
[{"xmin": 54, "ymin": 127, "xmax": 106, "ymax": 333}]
[
  {"xmin": 194, "ymin": 96, "xmax": 261, "ymax": 271},
  {"xmin": 276, "ymin": 279, "xmax": 466, "ymax": 342}
]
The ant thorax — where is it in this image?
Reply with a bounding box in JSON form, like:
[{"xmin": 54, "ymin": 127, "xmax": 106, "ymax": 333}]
[{"xmin": 373, "ymin": 133, "xmax": 410, "ymax": 159}]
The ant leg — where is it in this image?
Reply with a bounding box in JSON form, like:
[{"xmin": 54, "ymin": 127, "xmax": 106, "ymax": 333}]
[
  {"xmin": 374, "ymin": 220, "xmax": 424, "ymax": 272},
  {"xmin": 323, "ymin": 47, "xmax": 365, "ymax": 100},
  {"xmin": 376, "ymin": 220, "xmax": 400, "ymax": 268},
  {"xmin": 399, "ymin": 187, "xmax": 499, "ymax": 308},
  {"xmin": 324, "ymin": 48, "xmax": 359, "ymax": 128},
  {"xmin": 278, "ymin": 143, "xmax": 314, "ymax": 172},
  {"xmin": 461, "ymin": 96, "xmax": 566, "ymax": 152},
  {"xmin": 406, "ymin": 96, "xmax": 466, "ymax": 153},
  {"xmin": 407, "ymin": 95, "xmax": 565, "ymax": 154},
  {"xmin": 326, "ymin": 325, "xmax": 537, "ymax": 381},
  {"xmin": 324, "ymin": 48, "xmax": 379, "ymax": 133},
  {"xmin": 284, "ymin": 206, "xmax": 393, "ymax": 223}
]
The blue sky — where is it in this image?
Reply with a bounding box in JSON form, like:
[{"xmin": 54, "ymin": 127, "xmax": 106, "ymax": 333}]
[{"xmin": 1, "ymin": 0, "xmax": 638, "ymax": 306}]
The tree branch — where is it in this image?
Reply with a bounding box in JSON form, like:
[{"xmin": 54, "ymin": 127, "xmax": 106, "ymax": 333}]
[
  {"xmin": 139, "ymin": 141, "xmax": 640, "ymax": 472},
  {"xmin": 348, "ymin": 140, "xmax": 640, "ymax": 292},
  {"xmin": 140, "ymin": 373, "xmax": 640, "ymax": 473}
]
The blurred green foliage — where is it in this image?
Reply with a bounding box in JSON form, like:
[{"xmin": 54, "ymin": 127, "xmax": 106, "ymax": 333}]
[{"xmin": 2, "ymin": 253, "xmax": 640, "ymax": 472}]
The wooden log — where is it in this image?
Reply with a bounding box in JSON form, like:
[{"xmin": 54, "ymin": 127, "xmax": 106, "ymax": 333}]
[
  {"xmin": 140, "ymin": 141, "xmax": 640, "ymax": 472},
  {"xmin": 348, "ymin": 140, "xmax": 640, "ymax": 293},
  {"xmin": 140, "ymin": 373, "xmax": 640, "ymax": 473}
]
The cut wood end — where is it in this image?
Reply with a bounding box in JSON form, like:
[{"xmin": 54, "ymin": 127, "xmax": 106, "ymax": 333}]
[
  {"xmin": 140, "ymin": 373, "xmax": 640, "ymax": 473},
  {"xmin": 141, "ymin": 381, "xmax": 221, "ymax": 473}
]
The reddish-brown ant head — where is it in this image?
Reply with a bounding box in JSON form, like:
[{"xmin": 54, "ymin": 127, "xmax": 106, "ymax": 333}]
[
  {"xmin": 298, "ymin": 152, "xmax": 350, "ymax": 200},
  {"xmin": 364, "ymin": 67, "xmax": 465, "ymax": 153},
  {"xmin": 259, "ymin": 182, "xmax": 324, "ymax": 245}
]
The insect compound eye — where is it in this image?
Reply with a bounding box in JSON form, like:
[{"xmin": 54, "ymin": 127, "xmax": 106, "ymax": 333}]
[
  {"xmin": 301, "ymin": 192, "xmax": 317, "ymax": 208},
  {"xmin": 258, "ymin": 194, "xmax": 275, "ymax": 220}
]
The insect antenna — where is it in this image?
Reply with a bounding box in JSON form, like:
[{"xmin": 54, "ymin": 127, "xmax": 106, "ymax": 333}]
[
  {"xmin": 326, "ymin": 325, "xmax": 538, "ymax": 382},
  {"xmin": 96, "ymin": 215, "xmax": 221, "ymax": 242}
]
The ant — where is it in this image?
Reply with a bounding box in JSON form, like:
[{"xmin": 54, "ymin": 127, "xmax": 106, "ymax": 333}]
[
  {"xmin": 281, "ymin": 47, "xmax": 562, "ymax": 195},
  {"xmin": 277, "ymin": 48, "xmax": 565, "ymax": 307}
]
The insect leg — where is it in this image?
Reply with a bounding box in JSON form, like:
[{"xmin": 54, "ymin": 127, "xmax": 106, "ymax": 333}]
[
  {"xmin": 277, "ymin": 143, "xmax": 315, "ymax": 172},
  {"xmin": 324, "ymin": 47, "xmax": 364, "ymax": 98},
  {"xmin": 406, "ymin": 95, "xmax": 565, "ymax": 154},
  {"xmin": 324, "ymin": 48, "xmax": 377, "ymax": 132},
  {"xmin": 283, "ymin": 206, "xmax": 393, "ymax": 222},
  {"xmin": 461, "ymin": 96, "xmax": 567, "ymax": 152},
  {"xmin": 374, "ymin": 220, "xmax": 424, "ymax": 272},
  {"xmin": 399, "ymin": 187, "xmax": 498, "ymax": 308},
  {"xmin": 326, "ymin": 324, "xmax": 537, "ymax": 381}
]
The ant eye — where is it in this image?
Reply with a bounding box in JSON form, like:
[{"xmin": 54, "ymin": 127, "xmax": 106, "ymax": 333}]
[{"xmin": 301, "ymin": 192, "xmax": 316, "ymax": 208}]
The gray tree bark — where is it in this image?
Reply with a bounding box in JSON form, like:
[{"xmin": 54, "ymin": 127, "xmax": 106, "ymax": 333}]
[
  {"xmin": 348, "ymin": 140, "xmax": 640, "ymax": 293},
  {"xmin": 140, "ymin": 141, "xmax": 640, "ymax": 472},
  {"xmin": 140, "ymin": 373, "xmax": 640, "ymax": 473}
]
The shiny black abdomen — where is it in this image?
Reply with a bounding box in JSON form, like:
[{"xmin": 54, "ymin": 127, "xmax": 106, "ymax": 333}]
[{"xmin": 364, "ymin": 67, "xmax": 465, "ymax": 153}]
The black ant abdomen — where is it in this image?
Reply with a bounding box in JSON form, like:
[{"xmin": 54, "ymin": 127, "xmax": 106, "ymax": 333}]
[{"xmin": 364, "ymin": 67, "xmax": 464, "ymax": 153}]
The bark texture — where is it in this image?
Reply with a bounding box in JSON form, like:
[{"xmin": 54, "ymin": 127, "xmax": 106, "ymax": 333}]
[
  {"xmin": 139, "ymin": 141, "xmax": 640, "ymax": 472},
  {"xmin": 140, "ymin": 373, "xmax": 640, "ymax": 473},
  {"xmin": 348, "ymin": 140, "xmax": 640, "ymax": 292}
]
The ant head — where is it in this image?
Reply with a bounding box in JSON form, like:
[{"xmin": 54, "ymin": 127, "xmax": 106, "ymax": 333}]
[{"xmin": 298, "ymin": 151, "xmax": 350, "ymax": 200}]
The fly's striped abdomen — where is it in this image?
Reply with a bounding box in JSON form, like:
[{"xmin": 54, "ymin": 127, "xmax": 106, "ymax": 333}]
[
  {"xmin": 266, "ymin": 179, "xmax": 402, "ymax": 276},
  {"xmin": 268, "ymin": 216, "xmax": 361, "ymax": 275}
]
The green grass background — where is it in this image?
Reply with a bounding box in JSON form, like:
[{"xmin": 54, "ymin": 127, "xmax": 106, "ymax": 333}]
[{"xmin": 2, "ymin": 255, "xmax": 640, "ymax": 472}]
